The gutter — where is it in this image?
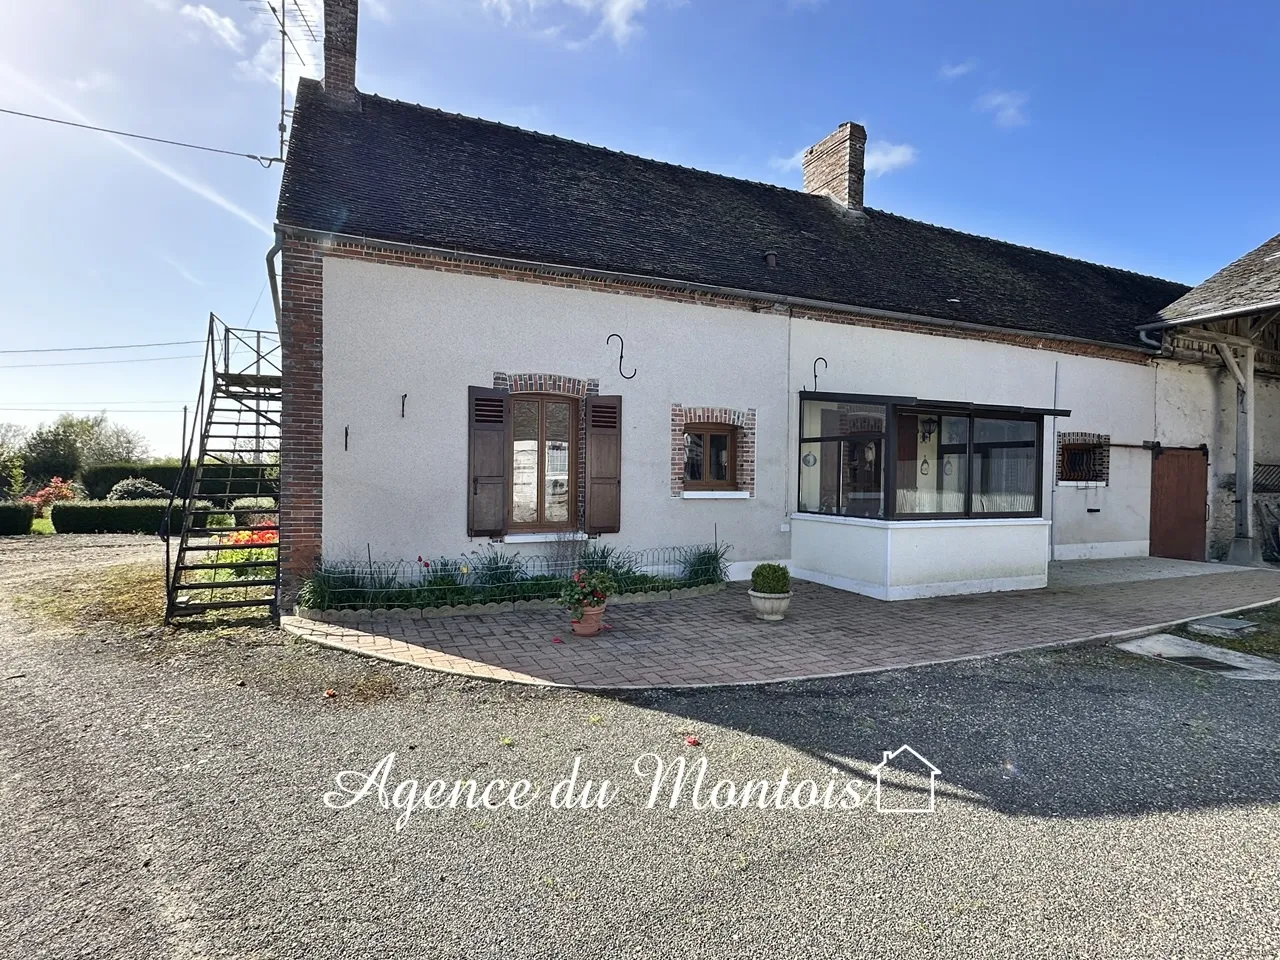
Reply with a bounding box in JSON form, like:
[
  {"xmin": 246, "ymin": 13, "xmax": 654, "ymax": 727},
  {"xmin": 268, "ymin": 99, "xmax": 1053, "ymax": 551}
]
[
  {"xmin": 265, "ymin": 231, "xmax": 283, "ymax": 330},
  {"xmin": 1136, "ymin": 297, "xmax": 1280, "ymax": 333},
  {"xmin": 275, "ymin": 223, "xmax": 1157, "ymax": 358}
]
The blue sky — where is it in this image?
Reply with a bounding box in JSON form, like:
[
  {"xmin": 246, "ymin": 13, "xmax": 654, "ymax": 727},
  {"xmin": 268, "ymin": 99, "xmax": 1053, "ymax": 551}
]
[{"xmin": 1, "ymin": 0, "xmax": 1276, "ymax": 455}]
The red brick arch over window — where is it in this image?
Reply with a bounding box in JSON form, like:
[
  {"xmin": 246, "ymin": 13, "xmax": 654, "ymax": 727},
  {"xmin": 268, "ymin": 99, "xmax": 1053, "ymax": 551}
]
[{"xmin": 670, "ymin": 405, "xmax": 756, "ymax": 497}]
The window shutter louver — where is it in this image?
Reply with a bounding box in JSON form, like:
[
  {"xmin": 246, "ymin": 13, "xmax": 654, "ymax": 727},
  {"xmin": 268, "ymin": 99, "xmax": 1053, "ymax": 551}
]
[
  {"xmin": 468, "ymin": 386, "xmax": 510, "ymax": 537},
  {"xmin": 585, "ymin": 395, "xmax": 622, "ymax": 534}
]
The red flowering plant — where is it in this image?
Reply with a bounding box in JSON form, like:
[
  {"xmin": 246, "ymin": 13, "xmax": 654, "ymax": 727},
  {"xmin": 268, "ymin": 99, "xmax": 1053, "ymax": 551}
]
[
  {"xmin": 23, "ymin": 477, "xmax": 77, "ymax": 517},
  {"xmin": 557, "ymin": 568, "xmax": 617, "ymax": 621},
  {"xmin": 215, "ymin": 526, "xmax": 279, "ymax": 578}
]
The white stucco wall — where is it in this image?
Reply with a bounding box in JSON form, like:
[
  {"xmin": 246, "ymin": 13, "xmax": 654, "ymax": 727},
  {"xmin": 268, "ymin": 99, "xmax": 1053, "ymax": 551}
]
[
  {"xmin": 321, "ymin": 257, "xmax": 791, "ymax": 564},
  {"xmin": 791, "ymin": 514, "xmax": 1048, "ymax": 599},
  {"xmin": 785, "ymin": 317, "xmax": 1198, "ymax": 560},
  {"xmin": 319, "ymin": 255, "xmax": 1239, "ymax": 576}
]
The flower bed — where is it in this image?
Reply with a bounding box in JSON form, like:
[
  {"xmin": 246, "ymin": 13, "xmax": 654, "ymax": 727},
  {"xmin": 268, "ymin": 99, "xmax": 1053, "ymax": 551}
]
[{"xmin": 294, "ymin": 542, "xmax": 730, "ymax": 616}]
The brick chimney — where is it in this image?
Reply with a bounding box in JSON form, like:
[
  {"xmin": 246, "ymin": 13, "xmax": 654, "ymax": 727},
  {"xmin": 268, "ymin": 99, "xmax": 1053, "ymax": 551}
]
[
  {"xmin": 802, "ymin": 122, "xmax": 866, "ymax": 212},
  {"xmin": 323, "ymin": 0, "xmax": 359, "ymax": 108}
]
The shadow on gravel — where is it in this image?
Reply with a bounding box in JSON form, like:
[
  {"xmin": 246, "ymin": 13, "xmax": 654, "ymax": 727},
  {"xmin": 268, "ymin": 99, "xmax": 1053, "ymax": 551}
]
[{"xmin": 596, "ymin": 646, "xmax": 1280, "ymax": 818}]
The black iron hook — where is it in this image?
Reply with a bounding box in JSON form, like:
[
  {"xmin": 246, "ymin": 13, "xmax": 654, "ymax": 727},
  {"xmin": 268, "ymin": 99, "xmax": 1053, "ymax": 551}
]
[
  {"xmin": 813, "ymin": 357, "xmax": 827, "ymax": 392},
  {"xmin": 401, "ymin": 394, "xmax": 408, "ymax": 418},
  {"xmin": 344, "ymin": 425, "xmax": 349, "ymax": 451},
  {"xmin": 608, "ymin": 333, "xmax": 637, "ymax": 380}
]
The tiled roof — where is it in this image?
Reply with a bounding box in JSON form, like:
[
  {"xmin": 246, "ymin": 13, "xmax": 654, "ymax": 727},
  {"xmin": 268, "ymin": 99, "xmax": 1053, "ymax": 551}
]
[
  {"xmin": 1157, "ymin": 232, "xmax": 1280, "ymax": 324},
  {"xmin": 277, "ymin": 78, "xmax": 1189, "ymax": 349}
]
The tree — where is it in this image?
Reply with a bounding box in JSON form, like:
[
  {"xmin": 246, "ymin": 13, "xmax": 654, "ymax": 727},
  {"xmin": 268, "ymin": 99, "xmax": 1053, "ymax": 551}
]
[
  {"xmin": 0, "ymin": 423, "xmax": 26, "ymax": 462},
  {"xmin": 50, "ymin": 414, "xmax": 150, "ymax": 466},
  {"xmin": 22, "ymin": 422, "xmax": 81, "ymax": 484}
]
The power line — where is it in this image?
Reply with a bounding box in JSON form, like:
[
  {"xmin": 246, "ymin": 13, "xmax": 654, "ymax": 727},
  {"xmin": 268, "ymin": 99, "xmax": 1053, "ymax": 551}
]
[
  {"xmin": 0, "ymin": 408, "xmax": 184, "ymax": 414},
  {"xmin": 0, "ymin": 108, "xmax": 280, "ymax": 167},
  {"xmin": 0, "ymin": 340, "xmax": 203, "ymax": 355},
  {"xmin": 0, "ymin": 355, "xmax": 201, "ymax": 370}
]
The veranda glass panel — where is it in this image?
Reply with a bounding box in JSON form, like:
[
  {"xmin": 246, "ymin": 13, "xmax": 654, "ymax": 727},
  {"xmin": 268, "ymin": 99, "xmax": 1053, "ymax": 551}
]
[
  {"xmin": 971, "ymin": 418, "xmax": 1038, "ymax": 514},
  {"xmin": 800, "ymin": 400, "xmax": 886, "ymax": 439},
  {"xmin": 512, "ymin": 399, "xmax": 539, "ymax": 524},
  {"xmin": 895, "ymin": 412, "xmax": 969, "ymax": 515},
  {"xmin": 798, "ymin": 440, "xmax": 884, "ymax": 518},
  {"xmin": 544, "ymin": 401, "xmax": 571, "ymax": 522}
]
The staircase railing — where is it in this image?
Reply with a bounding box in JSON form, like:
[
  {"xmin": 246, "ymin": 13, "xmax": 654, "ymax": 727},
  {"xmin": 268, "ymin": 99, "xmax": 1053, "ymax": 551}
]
[
  {"xmin": 161, "ymin": 314, "xmax": 219, "ymax": 601},
  {"xmin": 161, "ymin": 313, "xmax": 283, "ymax": 619}
]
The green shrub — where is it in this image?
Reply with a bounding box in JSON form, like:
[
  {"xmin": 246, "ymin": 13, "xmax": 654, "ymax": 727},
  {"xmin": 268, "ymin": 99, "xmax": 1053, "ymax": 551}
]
[
  {"xmin": 680, "ymin": 543, "xmax": 731, "ymax": 586},
  {"xmin": 50, "ymin": 499, "xmax": 213, "ymax": 535},
  {"xmin": 750, "ymin": 562, "xmax": 791, "ymax": 594},
  {"xmin": 230, "ymin": 496, "xmax": 277, "ymax": 527},
  {"xmin": 81, "ymin": 462, "xmax": 182, "ymax": 499},
  {"xmin": 0, "ymin": 502, "xmax": 35, "ymax": 535},
  {"xmin": 470, "ymin": 548, "xmax": 527, "ymax": 587},
  {"xmin": 106, "ymin": 477, "xmax": 170, "ymax": 501}
]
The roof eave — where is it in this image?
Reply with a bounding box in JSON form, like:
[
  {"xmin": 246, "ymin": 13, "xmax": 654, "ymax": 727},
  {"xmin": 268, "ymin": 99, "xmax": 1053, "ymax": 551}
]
[
  {"xmin": 276, "ymin": 222, "xmax": 1159, "ymax": 355},
  {"xmin": 1139, "ymin": 297, "xmax": 1280, "ymax": 332}
]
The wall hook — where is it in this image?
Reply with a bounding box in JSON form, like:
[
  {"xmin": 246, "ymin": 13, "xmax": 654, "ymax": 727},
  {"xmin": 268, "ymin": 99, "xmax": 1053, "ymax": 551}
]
[
  {"xmin": 344, "ymin": 425, "xmax": 349, "ymax": 451},
  {"xmin": 607, "ymin": 333, "xmax": 637, "ymax": 380},
  {"xmin": 401, "ymin": 393, "xmax": 408, "ymax": 418},
  {"xmin": 812, "ymin": 357, "xmax": 828, "ymax": 392}
]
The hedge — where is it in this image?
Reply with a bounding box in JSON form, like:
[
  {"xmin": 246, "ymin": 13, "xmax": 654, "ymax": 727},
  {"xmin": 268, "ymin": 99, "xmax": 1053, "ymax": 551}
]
[
  {"xmin": 0, "ymin": 502, "xmax": 35, "ymax": 536},
  {"xmin": 80, "ymin": 462, "xmax": 181, "ymax": 500},
  {"xmin": 81, "ymin": 461, "xmax": 278, "ymax": 505},
  {"xmin": 50, "ymin": 499, "xmax": 216, "ymax": 535}
]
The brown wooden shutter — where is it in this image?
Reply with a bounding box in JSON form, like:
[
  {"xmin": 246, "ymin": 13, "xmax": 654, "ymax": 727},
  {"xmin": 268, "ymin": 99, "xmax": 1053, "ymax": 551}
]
[
  {"xmin": 585, "ymin": 395, "xmax": 622, "ymax": 534},
  {"xmin": 468, "ymin": 386, "xmax": 510, "ymax": 537}
]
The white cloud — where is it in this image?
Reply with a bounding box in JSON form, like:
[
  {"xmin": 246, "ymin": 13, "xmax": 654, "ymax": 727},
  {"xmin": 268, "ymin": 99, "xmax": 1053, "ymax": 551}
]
[
  {"xmin": 769, "ymin": 140, "xmax": 917, "ymax": 180},
  {"xmin": 0, "ymin": 62, "xmax": 271, "ymax": 237},
  {"xmin": 769, "ymin": 147, "xmax": 806, "ymax": 173},
  {"xmin": 938, "ymin": 59, "xmax": 976, "ymax": 80},
  {"xmin": 72, "ymin": 70, "xmax": 115, "ymax": 93},
  {"xmin": 180, "ymin": 4, "xmax": 245, "ymax": 52},
  {"xmin": 159, "ymin": 254, "xmax": 206, "ymax": 286},
  {"xmin": 864, "ymin": 140, "xmax": 917, "ymax": 178},
  {"xmin": 975, "ymin": 90, "xmax": 1029, "ymax": 128},
  {"xmin": 483, "ymin": 0, "xmax": 652, "ymax": 47}
]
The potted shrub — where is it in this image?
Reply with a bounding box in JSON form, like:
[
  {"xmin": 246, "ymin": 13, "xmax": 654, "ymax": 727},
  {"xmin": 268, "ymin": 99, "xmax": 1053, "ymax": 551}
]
[
  {"xmin": 559, "ymin": 568, "xmax": 617, "ymax": 636},
  {"xmin": 748, "ymin": 563, "xmax": 792, "ymax": 621}
]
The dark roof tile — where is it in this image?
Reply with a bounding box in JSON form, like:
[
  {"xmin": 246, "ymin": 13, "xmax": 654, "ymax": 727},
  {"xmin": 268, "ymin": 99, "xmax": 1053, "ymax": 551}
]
[{"xmin": 278, "ymin": 79, "xmax": 1189, "ymax": 349}]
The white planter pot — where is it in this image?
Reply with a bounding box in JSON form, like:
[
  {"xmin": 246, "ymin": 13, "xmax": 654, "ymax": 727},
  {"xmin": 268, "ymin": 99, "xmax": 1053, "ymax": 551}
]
[{"xmin": 748, "ymin": 590, "xmax": 792, "ymax": 621}]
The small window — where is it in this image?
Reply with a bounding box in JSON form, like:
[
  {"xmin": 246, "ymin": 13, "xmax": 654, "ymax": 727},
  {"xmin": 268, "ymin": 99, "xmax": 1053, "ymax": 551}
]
[
  {"xmin": 684, "ymin": 424, "xmax": 737, "ymax": 491},
  {"xmin": 1058, "ymin": 436, "xmax": 1109, "ymax": 484},
  {"xmin": 511, "ymin": 394, "xmax": 577, "ymax": 530}
]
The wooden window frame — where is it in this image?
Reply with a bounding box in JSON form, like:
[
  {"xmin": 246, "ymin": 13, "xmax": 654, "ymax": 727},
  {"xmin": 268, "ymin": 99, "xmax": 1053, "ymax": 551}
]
[
  {"xmin": 509, "ymin": 393, "xmax": 579, "ymax": 532},
  {"xmin": 683, "ymin": 422, "xmax": 738, "ymax": 491}
]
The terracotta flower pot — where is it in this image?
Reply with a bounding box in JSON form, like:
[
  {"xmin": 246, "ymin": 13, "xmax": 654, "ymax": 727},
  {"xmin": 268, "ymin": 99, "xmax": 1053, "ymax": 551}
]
[
  {"xmin": 571, "ymin": 603, "xmax": 607, "ymax": 637},
  {"xmin": 748, "ymin": 590, "xmax": 792, "ymax": 621}
]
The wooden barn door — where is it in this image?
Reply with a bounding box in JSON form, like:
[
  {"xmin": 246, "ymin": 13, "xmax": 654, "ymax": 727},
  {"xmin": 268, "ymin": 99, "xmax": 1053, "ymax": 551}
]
[{"xmin": 1149, "ymin": 447, "xmax": 1208, "ymax": 561}]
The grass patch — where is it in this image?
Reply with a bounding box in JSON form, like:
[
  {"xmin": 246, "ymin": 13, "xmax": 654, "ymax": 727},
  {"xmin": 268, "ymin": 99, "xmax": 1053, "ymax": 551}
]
[
  {"xmin": 17, "ymin": 561, "xmax": 165, "ymax": 629},
  {"xmin": 30, "ymin": 517, "xmax": 54, "ymax": 535},
  {"xmin": 1171, "ymin": 601, "xmax": 1280, "ymax": 660}
]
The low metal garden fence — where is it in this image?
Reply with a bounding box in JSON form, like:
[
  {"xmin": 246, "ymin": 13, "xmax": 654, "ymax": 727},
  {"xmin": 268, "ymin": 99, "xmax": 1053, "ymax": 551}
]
[{"xmin": 297, "ymin": 541, "xmax": 732, "ymax": 611}]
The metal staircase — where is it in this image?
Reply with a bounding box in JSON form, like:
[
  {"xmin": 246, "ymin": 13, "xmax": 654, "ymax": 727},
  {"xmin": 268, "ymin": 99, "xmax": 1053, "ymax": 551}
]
[{"xmin": 162, "ymin": 314, "xmax": 282, "ymax": 623}]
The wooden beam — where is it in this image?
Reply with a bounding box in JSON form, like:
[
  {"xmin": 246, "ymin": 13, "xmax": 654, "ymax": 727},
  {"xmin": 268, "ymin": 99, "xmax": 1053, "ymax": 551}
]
[{"xmin": 1216, "ymin": 341, "xmax": 1246, "ymax": 387}]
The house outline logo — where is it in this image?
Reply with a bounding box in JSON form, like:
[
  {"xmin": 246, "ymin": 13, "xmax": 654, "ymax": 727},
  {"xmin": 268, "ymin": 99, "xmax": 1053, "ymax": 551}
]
[{"xmin": 869, "ymin": 744, "xmax": 940, "ymax": 814}]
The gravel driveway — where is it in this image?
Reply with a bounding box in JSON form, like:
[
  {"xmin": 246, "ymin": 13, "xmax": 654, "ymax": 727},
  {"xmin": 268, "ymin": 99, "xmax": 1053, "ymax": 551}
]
[{"xmin": 0, "ymin": 537, "xmax": 1277, "ymax": 958}]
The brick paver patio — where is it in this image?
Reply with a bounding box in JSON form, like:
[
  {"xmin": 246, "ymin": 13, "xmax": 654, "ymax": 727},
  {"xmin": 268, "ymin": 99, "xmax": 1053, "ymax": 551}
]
[{"xmin": 281, "ymin": 560, "xmax": 1280, "ymax": 688}]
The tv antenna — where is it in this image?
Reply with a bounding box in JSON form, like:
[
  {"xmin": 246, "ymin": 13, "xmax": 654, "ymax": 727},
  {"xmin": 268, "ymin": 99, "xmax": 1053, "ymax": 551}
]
[{"xmin": 238, "ymin": 0, "xmax": 317, "ymax": 161}]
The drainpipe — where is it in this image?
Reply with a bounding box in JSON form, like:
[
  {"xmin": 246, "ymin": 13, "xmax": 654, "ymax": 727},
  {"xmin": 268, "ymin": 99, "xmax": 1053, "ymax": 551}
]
[
  {"xmin": 1049, "ymin": 360, "xmax": 1060, "ymax": 561},
  {"xmin": 265, "ymin": 231, "xmax": 283, "ymax": 330}
]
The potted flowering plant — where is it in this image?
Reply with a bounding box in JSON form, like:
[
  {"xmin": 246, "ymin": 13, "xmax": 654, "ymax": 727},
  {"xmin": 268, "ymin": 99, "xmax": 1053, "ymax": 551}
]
[{"xmin": 558, "ymin": 568, "xmax": 617, "ymax": 636}]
